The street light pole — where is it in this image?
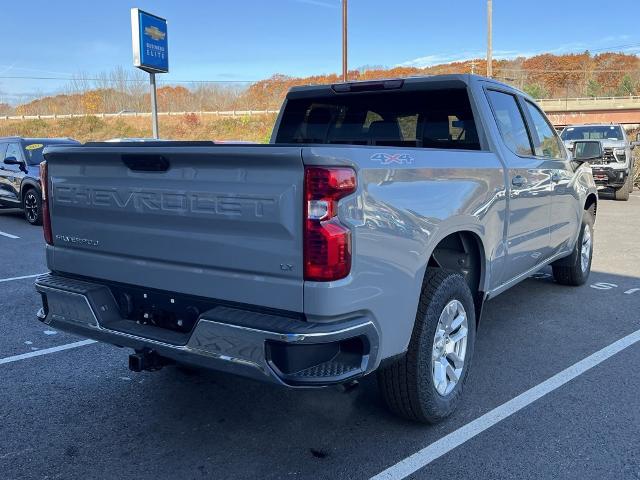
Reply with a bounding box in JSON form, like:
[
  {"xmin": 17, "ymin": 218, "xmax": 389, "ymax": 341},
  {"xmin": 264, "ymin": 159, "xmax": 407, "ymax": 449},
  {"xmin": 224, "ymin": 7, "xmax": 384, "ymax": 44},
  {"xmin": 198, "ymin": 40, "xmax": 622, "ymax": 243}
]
[
  {"xmin": 342, "ymin": 0, "xmax": 348, "ymax": 82},
  {"xmin": 487, "ymin": 0, "xmax": 493, "ymax": 78}
]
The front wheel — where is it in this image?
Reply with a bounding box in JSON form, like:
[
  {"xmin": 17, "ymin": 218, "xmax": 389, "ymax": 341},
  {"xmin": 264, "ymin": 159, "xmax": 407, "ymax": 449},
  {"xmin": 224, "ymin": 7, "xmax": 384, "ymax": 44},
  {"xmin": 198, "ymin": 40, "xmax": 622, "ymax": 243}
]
[
  {"xmin": 23, "ymin": 189, "xmax": 43, "ymax": 225},
  {"xmin": 613, "ymin": 175, "xmax": 631, "ymax": 201},
  {"xmin": 552, "ymin": 211, "xmax": 594, "ymax": 286},
  {"xmin": 377, "ymin": 269, "xmax": 476, "ymax": 423}
]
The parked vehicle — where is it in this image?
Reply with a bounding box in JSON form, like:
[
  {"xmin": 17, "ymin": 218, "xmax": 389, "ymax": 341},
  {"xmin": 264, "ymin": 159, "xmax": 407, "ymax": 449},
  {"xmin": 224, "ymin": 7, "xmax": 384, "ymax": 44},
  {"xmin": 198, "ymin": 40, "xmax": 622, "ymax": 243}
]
[
  {"xmin": 35, "ymin": 75, "xmax": 598, "ymax": 423},
  {"xmin": 560, "ymin": 124, "xmax": 636, "ymax": 201},
  {"xmin": 0, "ymin": 137, "xmax": 80, "ymax": 224}
]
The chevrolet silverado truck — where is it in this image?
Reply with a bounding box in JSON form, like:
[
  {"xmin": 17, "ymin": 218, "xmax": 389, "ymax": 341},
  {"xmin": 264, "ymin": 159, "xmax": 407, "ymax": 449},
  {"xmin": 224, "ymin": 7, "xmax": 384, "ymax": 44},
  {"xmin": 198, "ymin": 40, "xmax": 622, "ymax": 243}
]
[
  {"xmin": 35, "ymin": 75, "xmax": 598, "ymax": 423},
  {"xmin": 560, "ymin": 123, "xmax": 636, "ymax": 201}
]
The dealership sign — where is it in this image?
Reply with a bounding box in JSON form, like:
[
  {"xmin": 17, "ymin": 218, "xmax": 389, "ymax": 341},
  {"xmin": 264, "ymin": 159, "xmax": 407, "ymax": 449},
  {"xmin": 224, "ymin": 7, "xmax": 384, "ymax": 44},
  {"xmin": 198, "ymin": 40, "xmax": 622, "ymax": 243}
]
[{"xmin": 131, "ymin": 8, "xmax": 168, "ymax": 73}]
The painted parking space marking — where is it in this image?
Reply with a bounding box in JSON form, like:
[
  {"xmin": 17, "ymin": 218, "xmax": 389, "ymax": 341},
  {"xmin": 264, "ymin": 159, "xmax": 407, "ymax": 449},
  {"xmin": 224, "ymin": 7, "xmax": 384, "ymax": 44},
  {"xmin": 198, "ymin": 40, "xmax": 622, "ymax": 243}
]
[
  {"xmin": 0, "ymin": 339, "xmax": 97, "ymax": 366},
  {"xmin": 0, "ymin": 273, "xmax": 47, "ymax": 283},
  {"xmin": 371, "ymin": 327, "xmax": 640, "ymax": 480},
  {"xmin": 0, "ymin": 230, "xmax": 20, "ymax": 239}
]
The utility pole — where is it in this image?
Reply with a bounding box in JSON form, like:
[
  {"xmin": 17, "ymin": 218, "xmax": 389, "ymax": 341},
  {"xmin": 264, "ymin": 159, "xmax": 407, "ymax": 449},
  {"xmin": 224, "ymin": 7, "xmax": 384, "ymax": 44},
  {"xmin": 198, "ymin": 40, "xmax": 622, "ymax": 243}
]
[
  {"xmin": 487, "ymin": 0, "xmax": 493, "ymax": 78},
  {"xmin": 342, "ymin": 0, "xmax": 348, "ymax": 82},
  {"xmin": 471, "ymin": 60, "xmax": 476, "ymax": 75}
]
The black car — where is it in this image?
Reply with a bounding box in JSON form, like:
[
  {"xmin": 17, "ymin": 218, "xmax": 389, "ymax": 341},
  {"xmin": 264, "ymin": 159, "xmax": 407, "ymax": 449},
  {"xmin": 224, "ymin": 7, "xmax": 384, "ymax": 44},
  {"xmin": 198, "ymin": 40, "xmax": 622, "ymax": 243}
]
[{"xmin": 0, "ymin": 137, "xmax": 80, "ymax": 224}]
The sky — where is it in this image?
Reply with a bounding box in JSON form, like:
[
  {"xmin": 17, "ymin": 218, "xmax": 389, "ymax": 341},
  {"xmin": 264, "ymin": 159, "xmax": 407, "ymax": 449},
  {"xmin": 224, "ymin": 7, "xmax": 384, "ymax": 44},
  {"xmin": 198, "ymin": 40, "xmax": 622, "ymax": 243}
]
[{"xmin": 2, "ymin": 0, "xmax": 640, "ymax": 104}]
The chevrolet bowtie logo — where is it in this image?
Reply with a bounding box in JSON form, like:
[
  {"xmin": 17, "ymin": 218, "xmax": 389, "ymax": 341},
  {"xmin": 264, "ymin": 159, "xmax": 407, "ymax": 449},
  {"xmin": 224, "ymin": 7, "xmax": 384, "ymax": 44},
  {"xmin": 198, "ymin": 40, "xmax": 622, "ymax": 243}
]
[{"xmin": 144, "ymin": 26, "xmax": 166, "ymax": 41}]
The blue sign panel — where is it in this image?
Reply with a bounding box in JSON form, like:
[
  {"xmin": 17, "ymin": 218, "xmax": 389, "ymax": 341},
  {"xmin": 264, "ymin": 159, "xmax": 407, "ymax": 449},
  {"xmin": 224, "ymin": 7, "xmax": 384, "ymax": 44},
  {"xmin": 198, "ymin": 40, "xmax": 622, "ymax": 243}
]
[{"xmin": 131, "ymin": 8, "xmax": 168, "ymax": 73}]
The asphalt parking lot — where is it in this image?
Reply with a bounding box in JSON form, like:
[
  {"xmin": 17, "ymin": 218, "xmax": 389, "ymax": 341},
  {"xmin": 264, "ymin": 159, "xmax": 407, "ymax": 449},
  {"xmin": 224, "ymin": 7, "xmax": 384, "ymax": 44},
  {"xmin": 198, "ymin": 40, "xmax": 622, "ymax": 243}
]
[{"xmin": 1, "ymin": 191, "xmax": 640, "ymax": 480}]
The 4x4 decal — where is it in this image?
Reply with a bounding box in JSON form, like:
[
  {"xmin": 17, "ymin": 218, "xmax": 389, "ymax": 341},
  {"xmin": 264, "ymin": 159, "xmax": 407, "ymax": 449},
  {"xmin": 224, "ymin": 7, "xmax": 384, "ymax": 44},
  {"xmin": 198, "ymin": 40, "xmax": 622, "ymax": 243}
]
[{"xmin": 370, "ymin": 152, "xmax": 414, "ymax": 165}]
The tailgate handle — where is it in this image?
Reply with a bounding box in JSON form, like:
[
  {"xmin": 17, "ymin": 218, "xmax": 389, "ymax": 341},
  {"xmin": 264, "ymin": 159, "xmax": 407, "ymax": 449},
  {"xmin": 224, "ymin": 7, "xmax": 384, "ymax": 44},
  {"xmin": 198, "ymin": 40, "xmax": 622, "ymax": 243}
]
[{"xmin": 122, "ymin": 154, "xmax": 170, "ymax": 172}]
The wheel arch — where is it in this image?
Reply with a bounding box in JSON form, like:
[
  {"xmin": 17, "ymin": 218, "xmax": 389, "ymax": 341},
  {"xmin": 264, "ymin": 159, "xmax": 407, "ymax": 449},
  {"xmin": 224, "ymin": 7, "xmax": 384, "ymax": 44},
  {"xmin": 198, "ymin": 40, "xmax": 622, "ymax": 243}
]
[
  {"xmin": 20, "ymin": 178, "xmax": 41, "ymax": 203},
  {"xmin": 424, "ymin": 229, "xmax": 487, "ymax": 325}
]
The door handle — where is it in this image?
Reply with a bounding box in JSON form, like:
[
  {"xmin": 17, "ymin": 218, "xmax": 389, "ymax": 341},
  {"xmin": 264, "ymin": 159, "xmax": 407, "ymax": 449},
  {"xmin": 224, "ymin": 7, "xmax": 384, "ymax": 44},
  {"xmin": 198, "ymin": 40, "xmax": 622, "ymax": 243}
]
[{"xmin": 511, "ymin": 175, "xmax": 527, "ymax": 187}]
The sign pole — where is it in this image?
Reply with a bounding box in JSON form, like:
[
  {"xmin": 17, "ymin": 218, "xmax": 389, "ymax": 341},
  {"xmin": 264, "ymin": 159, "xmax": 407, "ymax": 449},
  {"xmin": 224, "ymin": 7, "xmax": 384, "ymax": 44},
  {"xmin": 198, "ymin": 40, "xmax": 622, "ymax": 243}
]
[
  {"xmin": 131, "ymin": 8, "xmax": 168, "ymax": 139},
  {"xmin": 149, "ymin": 72, "xmax": 159, "ymax": 139}
]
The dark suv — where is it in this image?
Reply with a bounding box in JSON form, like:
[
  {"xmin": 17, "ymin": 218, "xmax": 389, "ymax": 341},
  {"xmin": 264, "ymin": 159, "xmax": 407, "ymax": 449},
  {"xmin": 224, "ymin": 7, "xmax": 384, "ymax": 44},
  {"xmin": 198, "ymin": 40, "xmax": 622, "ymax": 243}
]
[{"xmin": 0, "ymin": 137, "xmax": 79, "ymax": 224}]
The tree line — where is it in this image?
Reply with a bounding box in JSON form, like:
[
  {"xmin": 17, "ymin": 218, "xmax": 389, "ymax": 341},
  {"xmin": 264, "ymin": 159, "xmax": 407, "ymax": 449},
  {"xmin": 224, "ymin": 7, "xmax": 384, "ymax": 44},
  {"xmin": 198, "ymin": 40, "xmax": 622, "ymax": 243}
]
[{"xmin": 4, "ymin": 51, "xmax": 639, "ymax": 116}]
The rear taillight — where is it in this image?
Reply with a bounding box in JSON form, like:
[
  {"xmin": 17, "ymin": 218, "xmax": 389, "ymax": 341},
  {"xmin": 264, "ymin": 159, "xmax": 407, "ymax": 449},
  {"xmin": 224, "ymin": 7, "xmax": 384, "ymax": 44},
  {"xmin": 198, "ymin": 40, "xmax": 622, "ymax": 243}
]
[
  {"xmin": 40, "ymin": 161, "xmax": 53, "ymax": 245},
  {"xmin": 304, "ymin": 167, "xmax": 356, "ymax": 281}
]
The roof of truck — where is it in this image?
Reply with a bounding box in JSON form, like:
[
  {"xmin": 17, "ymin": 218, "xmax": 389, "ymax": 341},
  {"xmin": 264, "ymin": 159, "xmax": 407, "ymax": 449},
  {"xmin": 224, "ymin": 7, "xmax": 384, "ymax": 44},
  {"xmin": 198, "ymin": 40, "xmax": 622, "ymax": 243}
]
[
  {"xmin": 0, "ymin": 136, "xmax": 79, "ymax": 143},
  {"xmin": 287, "ymin": 74, "xmax": 516, "ymax": 95}
]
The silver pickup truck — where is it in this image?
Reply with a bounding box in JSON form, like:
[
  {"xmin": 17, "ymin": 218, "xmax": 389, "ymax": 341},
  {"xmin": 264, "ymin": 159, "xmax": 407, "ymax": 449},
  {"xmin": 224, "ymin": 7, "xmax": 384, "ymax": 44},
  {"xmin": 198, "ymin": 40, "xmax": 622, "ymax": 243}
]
[
  {"xmin": 35, "ymin": 75, "xmax": 597, "ymax": 423},
  {"xmin": 560, "ymin": 123, "xmax": 636, "ymax": 201}
]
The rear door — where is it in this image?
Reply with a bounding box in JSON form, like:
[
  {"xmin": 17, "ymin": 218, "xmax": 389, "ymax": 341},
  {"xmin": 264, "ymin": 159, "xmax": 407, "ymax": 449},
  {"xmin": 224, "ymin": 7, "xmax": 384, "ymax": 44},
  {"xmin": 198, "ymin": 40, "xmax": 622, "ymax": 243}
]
[
  {"xmin": 0, "ymin": 142, "xmax": 9, "ymax": 206},
  {"xmin": 45, "ymin": 144, "xmax": 305, "ymax": 312},
  {"xmin": 485, "ymin": 89, "xmax": 552, "ymax": 282},
  {"xmin": 0, "ymin": 143, "xmax": 24, "ymax": 205},
  {"xmin": 521, "ymin": 99, "xmax": 577, "ymax": 254}
]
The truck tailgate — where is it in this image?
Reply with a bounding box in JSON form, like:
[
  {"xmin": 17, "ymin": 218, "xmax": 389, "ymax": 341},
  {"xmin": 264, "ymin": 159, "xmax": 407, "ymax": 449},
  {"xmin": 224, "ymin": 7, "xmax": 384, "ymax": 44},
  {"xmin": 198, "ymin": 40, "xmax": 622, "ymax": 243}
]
[{"xmin": 44, "ymin": 145, "xmax": 304, "ymax": 312}]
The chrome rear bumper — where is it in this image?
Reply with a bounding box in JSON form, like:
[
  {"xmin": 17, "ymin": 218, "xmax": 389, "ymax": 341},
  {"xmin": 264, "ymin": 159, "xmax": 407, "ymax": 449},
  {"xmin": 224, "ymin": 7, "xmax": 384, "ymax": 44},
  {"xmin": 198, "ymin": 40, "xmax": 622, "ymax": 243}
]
[{"xmin": 35, "ymin": 274, "xmax": 379, "ymax": 386}]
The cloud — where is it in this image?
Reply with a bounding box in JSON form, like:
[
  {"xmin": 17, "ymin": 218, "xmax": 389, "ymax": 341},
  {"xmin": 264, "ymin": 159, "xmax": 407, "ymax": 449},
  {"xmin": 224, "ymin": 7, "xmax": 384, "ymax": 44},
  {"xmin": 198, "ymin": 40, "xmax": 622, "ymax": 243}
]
[
  {"xmin": 399, "ymin": 38, "xmax": 640, "ymax": 68},
  {"xmin": 290, "ymin": 0, "xmax": 339, "ymax": 8},
  {"xmin": 399, "ymin": 50, "xmax": 530, "ymax": 68},
  {"xmin": 0, "ymin": 65, "xmax": 74, "ymax": 77}
]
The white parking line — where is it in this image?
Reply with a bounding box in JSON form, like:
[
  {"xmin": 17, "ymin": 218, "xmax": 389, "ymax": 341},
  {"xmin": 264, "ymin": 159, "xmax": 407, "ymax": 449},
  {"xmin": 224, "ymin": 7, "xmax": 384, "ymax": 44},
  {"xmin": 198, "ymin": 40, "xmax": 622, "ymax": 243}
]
[
  {"xmin": 0, "ymin": 230, "xmax": 19, "ymax": 239},
  {"xmin": 371, "ymin": 327, "xmax": 640, "ymax": 480},
  {"xmin": 0, "ymin": 273, "xmax": 47, "ymax": 283},
  {"xmin": 0, "ymin": 339, "xmax": 97, "ymax": 366}
]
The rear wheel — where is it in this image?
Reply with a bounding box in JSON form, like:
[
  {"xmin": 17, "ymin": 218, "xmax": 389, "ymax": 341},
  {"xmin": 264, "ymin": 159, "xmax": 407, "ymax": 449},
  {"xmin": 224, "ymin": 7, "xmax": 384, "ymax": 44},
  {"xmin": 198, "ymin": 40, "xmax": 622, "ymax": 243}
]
[
  {"xmin": 552, "ymin": 210, "xmax": 594, "ymax": 286},
  {"xmin": 23, "ymin": 189, "xmax": 43, "ymax": 225},
  {"xmin": 377, "ymin": 269, "xmax": 476, "ymax": 423}
]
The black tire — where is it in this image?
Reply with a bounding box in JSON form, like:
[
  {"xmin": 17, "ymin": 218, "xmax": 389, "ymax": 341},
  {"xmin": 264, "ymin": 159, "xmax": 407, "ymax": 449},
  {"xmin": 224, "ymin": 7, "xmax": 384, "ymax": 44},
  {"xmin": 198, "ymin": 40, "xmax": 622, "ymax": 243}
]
[
  {"xmin": 377, "ymin": 269, "xmax": 476, "ymax": 423},
  {"xmin": 552, "ymin": 210, "xmax": 594, "ymax": 286},
  {"xmin": 614, "ymin": 175, "xmax": 631, "ymax": 201},
  {"xmin": 23, "ymin": 188, "xmax": 43, "ymax": 225}
]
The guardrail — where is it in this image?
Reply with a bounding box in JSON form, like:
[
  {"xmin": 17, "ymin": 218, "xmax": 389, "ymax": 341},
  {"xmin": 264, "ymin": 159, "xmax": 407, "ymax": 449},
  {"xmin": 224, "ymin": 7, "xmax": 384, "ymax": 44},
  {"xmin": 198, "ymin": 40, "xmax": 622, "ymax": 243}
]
[
  {"xmin": 0, "ymin": 110, "xmax": 280, "ymax": 121},
  {"xmin": 539, "ymin": 95, "xmax": 640, "ymax": 104},
  {"xmin": 4, "ymin": 96, "xmax": 640, "ymax": 120},
  {"xmin": 538, "ymin": 97, "xmax": 640, "ymax": 109}
]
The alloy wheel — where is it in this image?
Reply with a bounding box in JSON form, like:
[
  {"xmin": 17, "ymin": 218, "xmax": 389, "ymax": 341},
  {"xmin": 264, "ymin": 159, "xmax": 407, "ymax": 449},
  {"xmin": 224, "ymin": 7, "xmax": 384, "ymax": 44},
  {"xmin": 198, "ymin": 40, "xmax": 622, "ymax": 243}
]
[
  {"xmin": 431, "ymin": 299, "xmax": 468, "ymax": 396},
  {"xmin": 580, "ymin": 225, "xmax": 592, "ymax": 273},
  {"xmin": 24, "ymin": 192, "xmax": 38, "ymax": 223}
]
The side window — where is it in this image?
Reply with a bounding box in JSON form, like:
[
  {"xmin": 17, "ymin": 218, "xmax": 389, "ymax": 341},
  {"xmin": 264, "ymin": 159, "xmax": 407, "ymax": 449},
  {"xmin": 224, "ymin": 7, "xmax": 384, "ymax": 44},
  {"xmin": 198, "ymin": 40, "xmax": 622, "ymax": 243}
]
[
  {"xmin": 0, "ymin": 143, "xmax": 7, "ymax": 161},
  {"xmin": 523, "ymin": 101, "xmax": 566, "ymax": 160},
  {"xmin": 5, "ymin": 143, "xmax": 22, "ymax": 162},
  {"xmin": 397, "ymin": 114, "xmax": 418, "ymax": 142},
  {"xmin": 486, "ymin": 90, "xmax": 533, "ymax": 156}
]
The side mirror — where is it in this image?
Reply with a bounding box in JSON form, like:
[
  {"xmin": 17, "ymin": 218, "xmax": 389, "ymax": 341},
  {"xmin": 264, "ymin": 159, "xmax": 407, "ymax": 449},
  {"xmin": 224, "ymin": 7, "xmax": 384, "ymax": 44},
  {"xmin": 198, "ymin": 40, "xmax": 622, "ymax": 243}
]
[
  {"xmin": 572, "ymin": 140, "xmax": 603, "ymax": 163},
  {"xmin": 3, "ymin": 156, "xmax": 22, "ymax": 166}
]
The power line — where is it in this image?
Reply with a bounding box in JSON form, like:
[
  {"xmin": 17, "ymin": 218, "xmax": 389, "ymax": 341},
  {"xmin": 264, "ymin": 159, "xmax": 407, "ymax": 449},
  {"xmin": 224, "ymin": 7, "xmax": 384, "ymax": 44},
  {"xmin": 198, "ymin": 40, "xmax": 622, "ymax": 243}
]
[
  {"xmin": 499, "ymin": 69, "xmax": 640, "ymax": 73},
  {"xmin": 584, "ymin": 42, "xmax": 640, "ymax": 53},
  {"xmin": 0, "ymin": 75, "xmax": 257, "ymax": 84}
]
